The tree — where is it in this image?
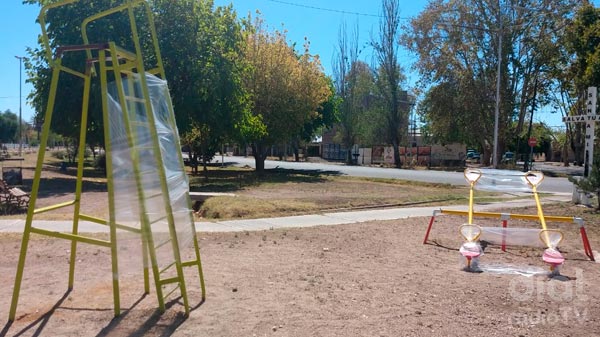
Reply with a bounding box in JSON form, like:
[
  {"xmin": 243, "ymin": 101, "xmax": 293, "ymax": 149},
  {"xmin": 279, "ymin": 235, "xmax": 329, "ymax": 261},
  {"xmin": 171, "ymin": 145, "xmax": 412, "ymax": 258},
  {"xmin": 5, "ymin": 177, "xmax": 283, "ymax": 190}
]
[
  {"xmin": 562, "ymin": 2, "xmax": 600, "ymax": 166},
  {"xmin": 333, "ymin": 22, "xmax": 360, "ymax": 164},
  {"xmin": 25, "ymin": 0, "xmax": 251, "ymax": 167},
  {"xmin": 372, "ymin": 0, "xmax": 408, "ymax": 168},
  {"xmin": 295, "ymin": 78, "xmax": 339, "ymax": 162},
  {"xmin": 0, "ymin": 110, "xmax": 19, "ymax": 144},
  {"xmin": 24, "ymin": 0, "xmax": 119, "ymax": 154},
  {"xmin": 242, "ymin": 15, "xmax": 331, "ymax": 172},
  {"xmin": 402, "ymin": 0, "xmax": 577, "ymax": 165},
  {"xmin": 154, "ymin": 0, "xmax": 250, "ymax": 165}
]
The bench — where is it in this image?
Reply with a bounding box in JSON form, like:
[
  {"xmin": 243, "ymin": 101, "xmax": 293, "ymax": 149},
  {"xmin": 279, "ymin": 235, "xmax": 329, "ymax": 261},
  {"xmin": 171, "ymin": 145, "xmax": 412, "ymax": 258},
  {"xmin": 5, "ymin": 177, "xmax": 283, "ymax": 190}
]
[{"xmin": 0, "ymin": 179, "xmax": 30, "ymax": 214}]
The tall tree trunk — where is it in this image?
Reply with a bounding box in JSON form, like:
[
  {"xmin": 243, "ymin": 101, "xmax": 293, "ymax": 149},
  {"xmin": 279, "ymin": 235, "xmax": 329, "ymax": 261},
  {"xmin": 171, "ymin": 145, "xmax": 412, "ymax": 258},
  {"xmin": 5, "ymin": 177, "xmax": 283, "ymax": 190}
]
[
  {"xmin": 252, "ymin": 142, "xmax": 267, "ymax": 173},
  {"xmin": 202, "ymin": 155, "xmax": 208, "ymax": 182},
  {"xmin": 393, "ymin": 141, "xmax": 401, "ymax": 168}
]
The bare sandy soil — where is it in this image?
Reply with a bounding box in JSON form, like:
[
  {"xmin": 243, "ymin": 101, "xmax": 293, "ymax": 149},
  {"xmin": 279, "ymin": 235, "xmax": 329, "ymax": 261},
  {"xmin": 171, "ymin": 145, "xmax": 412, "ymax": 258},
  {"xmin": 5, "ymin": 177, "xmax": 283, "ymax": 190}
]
[{"xmin": 1, "ymin": 205, "xmax": 599, "ymax": 337}]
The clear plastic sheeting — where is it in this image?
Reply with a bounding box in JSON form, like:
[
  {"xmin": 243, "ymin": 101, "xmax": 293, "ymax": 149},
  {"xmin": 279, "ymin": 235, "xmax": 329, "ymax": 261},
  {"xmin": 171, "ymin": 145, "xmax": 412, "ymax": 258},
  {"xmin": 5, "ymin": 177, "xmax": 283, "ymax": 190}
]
[
  {"xmin": 477, "ymin": 263, "xmax": 549, "ymax": 277},
  {"xmin": 480, "ymin": 227, "xmax": 563, "ymax": 248},
  {"xmin": 471, "ymin": 169, "xmax": 543, "ymax": 193},
  {"xmin": 107, "ymin": 72, "xmax": 193, "ymax": 272}
]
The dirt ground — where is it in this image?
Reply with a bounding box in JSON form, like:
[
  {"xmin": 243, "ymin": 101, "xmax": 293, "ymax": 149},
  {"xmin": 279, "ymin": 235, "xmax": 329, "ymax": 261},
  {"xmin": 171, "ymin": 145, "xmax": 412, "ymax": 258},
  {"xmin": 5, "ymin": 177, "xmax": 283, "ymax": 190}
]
[
  {"xmin": 1, "ymin": 154, "xmax": 599, "ymax": 336},
  {"xmin": 1, "ymin": 206, "xmax": 599, "ymax": 337}
]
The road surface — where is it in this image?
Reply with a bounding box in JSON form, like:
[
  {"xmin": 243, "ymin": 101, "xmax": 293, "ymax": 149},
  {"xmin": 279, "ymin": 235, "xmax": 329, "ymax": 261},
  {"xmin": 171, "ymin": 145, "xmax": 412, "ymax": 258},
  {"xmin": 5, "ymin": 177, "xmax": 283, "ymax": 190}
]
[{"xmin": 213, "ymin": 156, "xmax": 578, "ymax": 195}]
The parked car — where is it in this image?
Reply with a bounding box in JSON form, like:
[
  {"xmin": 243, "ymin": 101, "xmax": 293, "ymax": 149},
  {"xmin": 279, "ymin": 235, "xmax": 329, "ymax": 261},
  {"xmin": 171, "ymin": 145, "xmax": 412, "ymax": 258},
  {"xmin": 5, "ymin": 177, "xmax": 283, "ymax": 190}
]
[
  {"xmin": 181, "ymin": 152, "xmax": 190, "ymax": 166},
  {"xmin": 466, "ymin": 149, "xmax": 481, "ymax": 162},
  {"xmin": 501, "ymin": 151, "xmax": 515, "ymax": 163}
]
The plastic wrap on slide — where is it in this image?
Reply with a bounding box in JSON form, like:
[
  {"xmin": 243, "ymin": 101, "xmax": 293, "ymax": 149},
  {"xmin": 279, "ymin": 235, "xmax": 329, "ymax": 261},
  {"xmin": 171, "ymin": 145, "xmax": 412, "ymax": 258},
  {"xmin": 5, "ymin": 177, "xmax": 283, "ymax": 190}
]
[
  {"xmin": 473, "ymin": 169, "xmax": 542, "ymax": 193},
  {"xmin": 480, "ymin": 227, "xmax": 562, "ymax": 248},
  {"xmin": 107, "ymin": 73, "xmax": 193, "ymax": 271}
]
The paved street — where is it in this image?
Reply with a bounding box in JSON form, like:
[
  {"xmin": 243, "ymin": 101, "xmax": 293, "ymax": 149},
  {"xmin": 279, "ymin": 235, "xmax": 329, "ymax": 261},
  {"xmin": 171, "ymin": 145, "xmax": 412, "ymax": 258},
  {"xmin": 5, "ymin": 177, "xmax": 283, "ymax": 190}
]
[{"xmin": 214, "ymin": 155, "xmax": 582, "ymax": 194}]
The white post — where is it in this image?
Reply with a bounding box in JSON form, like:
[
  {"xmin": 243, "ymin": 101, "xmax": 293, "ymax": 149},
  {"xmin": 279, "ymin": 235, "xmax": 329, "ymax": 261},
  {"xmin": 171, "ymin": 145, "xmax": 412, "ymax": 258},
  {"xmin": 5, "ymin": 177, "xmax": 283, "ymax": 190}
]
[{"xmin": 585, "ymin": 87, "xmax": 597, "ymax": 177}]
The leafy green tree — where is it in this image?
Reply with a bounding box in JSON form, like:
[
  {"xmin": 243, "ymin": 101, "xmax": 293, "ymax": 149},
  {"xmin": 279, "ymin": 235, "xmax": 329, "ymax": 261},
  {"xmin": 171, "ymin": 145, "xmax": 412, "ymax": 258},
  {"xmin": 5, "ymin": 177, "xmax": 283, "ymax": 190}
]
[
  {"xmin": 0, "ymin": 110, "xmax": 19, "ymax": 144},
  {"xmin": 402, "ymin": 0, "xmax": 577, "ymax": 165},
  {"xmin": 372, "ymin": 0, "xmax": 409, "ymax": 168},
  {"xmin": 154, "ymin": 0, "xmax": 249, "ymax": 164},
  {"xmin": 563, "ymin": 2, "xmax": 600, "ymax": 166},
  {"xmin": 334, "ymin": 61, "xmax": 378, "ymax": 162},
  {"xmin": 294, "ymin": 78, "xmax": 339, "ymax": 161},
  {"xmin": 333, "ymin": 21, "xmax": 361, "ymax": 164},
  {"xmin": 180, "ymin": 122, "xmax": 211, "ymax": 177},
  {"xmin": 25, "ymin": 0, "xmax": 251, "ymax": 167},
  {"xmin": 24, "ymin": 0, "xmax": 139, "ymax": 154},
  {"xmin": 242, "ymin": 15, "xmax": 332, "ymax": 172}
]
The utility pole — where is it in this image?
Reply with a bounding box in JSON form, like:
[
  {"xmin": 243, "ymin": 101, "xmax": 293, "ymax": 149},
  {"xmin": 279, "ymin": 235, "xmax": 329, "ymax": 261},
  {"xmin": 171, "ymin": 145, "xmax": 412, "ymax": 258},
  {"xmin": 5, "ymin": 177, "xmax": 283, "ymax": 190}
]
[
  {"xmin": 492, "ymin": 0, "xmax": 502, "ymax": 169},
  {"xmin": 15, "ymin": 55, "xmax": 24, "ymax": 157}
]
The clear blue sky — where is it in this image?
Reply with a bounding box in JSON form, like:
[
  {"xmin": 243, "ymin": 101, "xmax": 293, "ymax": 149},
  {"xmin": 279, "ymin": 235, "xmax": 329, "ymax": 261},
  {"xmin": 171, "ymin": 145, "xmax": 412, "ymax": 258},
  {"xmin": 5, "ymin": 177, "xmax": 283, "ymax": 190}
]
[{"xmin": 1, "ymin": 0, "xmax": 597, "ymax": 129}]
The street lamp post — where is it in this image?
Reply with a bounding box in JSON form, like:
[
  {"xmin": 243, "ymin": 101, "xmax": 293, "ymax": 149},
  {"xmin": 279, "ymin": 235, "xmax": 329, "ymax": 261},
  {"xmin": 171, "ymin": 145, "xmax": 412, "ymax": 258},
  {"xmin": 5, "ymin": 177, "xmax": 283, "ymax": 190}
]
[
  {"xmin": 492, "ymin": 29, "xmax": 502, "ymax": 169},
  {"xmin": 15, "ymin": 56, "xmax": 24, "ymax": 156}
]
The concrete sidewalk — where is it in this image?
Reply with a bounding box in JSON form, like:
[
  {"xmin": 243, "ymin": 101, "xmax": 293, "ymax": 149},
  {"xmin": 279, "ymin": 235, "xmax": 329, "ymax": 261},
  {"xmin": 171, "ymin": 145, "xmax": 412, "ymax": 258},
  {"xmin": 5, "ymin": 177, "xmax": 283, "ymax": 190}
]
[{"xmin": 0, "ymin": 193, "xmax": 572, "ymax": 234}]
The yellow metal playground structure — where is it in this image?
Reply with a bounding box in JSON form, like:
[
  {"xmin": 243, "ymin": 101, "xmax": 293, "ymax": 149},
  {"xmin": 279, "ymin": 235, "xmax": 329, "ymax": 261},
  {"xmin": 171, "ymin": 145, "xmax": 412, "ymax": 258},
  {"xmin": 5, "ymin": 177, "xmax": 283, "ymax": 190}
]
[{"xmin": 9, "ymin": 0, "xmax": 205, "ymax": 321}]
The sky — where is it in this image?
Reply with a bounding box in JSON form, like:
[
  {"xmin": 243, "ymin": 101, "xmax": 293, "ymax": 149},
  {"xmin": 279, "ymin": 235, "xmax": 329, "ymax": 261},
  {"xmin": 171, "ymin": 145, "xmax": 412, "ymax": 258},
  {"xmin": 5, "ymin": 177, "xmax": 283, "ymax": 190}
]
[{"xmin": 1, "ymin": 0, "xmax": 597, "ymax": 130}]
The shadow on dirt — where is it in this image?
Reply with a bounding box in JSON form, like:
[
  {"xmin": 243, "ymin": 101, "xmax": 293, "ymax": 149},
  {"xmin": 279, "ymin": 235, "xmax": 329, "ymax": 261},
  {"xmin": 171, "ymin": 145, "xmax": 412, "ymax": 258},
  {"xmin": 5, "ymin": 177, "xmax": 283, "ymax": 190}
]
[
  {"xmin": 2, "ymin": 291, "xmax": 200, "ymax": 337},
  {"xmin": 189, "ymin": 167, "xmax": 343, "ymax": 193},
  {"xmin": 1, "ymin": 289, "xmax": 72, "ymax": 337},
  {"xmin": 22, "ymin": 176, "xmax": 107, "ymax": 198}
]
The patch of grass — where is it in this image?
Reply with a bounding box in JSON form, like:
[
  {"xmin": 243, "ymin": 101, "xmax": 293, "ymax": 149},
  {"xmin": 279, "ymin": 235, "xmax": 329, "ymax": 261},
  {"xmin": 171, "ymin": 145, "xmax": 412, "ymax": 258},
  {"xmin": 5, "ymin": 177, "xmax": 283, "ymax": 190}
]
[
  {"xmin": 200, "ymin": 196, "xmax": 318, "ymax": 219},
  {"xmin": 193, "ymin": 167, "xmax": 512, "ymax": 220}
]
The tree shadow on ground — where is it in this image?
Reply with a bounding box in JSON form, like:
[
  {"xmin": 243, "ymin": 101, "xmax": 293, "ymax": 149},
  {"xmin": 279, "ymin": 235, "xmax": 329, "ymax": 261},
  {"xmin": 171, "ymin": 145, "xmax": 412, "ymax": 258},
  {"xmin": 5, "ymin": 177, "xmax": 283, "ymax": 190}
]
[
  {"xmin": 189, "ymin": 167, "xmax": 343, "ymax": 193},
  {"xmin": 22, "ymin": 177, "xmax": 107, "ymax": 198}
]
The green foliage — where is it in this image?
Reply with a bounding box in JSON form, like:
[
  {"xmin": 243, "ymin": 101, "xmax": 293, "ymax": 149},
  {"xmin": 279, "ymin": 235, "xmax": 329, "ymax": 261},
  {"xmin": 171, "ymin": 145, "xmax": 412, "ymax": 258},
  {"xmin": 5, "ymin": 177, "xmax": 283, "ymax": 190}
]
[
  {"xmin": 333, "ymin": 60, "xmax": 378, "ymax": 161},
  {"xmin": 24, "ymin": 0, "xmax": 142, "ymax": 147},
  {"xmin": 559, "ymin": 3, "xmax": 600, "ymax": 164},
  {"xmin": 372, "ymin": 0, "xmax": 408, "ymax": 168},
  {"xmin": 154, "ymin": 0, "xmax": 249, "ymax": 154},
  {"xmin": 0, "ymin": 110, "xmax": 19, "ymax": 143},
  {"xmin": 242, "ymin": 14, "xmax": 332, "ymax": 171},
  {"xmin": 25, "ymin": 0, "xmax": 250, "ymax": 158},
  {"xmin": 402, "ymin": 0, "xmax": 578, "ymax": 163},
  {"xmin": 51, "ymin": 149, "xmax": 68, "ymax": 160},
  {"xmin": 569, "ymin": 154, "xmax": 600, "ymax": 210},
  {"xmin": 566, "ymin": 3, "xmax": 600, "ymax": 90}
]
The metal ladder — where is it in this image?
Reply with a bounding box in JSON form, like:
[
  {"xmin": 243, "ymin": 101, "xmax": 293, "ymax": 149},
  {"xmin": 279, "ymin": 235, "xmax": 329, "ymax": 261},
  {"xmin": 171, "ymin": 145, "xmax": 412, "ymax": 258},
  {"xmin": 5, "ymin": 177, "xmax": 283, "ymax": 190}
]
[{"xmin": 9, "ymin": 0, "xmax": 205, "ymax": 321}]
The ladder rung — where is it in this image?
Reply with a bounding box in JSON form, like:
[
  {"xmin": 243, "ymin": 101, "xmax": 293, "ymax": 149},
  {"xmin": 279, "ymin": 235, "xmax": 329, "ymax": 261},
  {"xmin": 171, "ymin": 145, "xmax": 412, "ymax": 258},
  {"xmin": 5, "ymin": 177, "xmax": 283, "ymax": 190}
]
[
  {"xmin": 181, "ymin": 259, "xmax": 199, "ymax": 268},
  {"xmin": 130, "ymin": 120, "xmax": 150, "ymax": 127},
  {"xmin": 147, "ymin": 67, "xmax": 161, "ymax": 75},
  {"xmin": 149, "ymin": 214, "xmax": 168, "ymax": 223},
  {"xmin": 154, "ymin": 237, "xmax": 172, "ymax": 250},
  {"xmin": 33, "ymin": 200, "xmax": 77, "ymax": 214},
  {"xmin": 159, "ymin": 275, "xmax": 180, "ymax": 286},
  {"xmin": 159, "ymin": 261, "xmax": 177, "ymax": 275},
  {"xmin": 144, "ymin": 193, "xmax": 166, "ymax": 202},
  {"xmin": 146, "ymin": 192, "xmax": 164, "ymax": 200},
  {"xmin": 162, "ymin": 282, "xmax": 181, "ymax": 299},
  {"xmin": 124, "ymin": 95, "xmax": 146, "ymax": 103}
]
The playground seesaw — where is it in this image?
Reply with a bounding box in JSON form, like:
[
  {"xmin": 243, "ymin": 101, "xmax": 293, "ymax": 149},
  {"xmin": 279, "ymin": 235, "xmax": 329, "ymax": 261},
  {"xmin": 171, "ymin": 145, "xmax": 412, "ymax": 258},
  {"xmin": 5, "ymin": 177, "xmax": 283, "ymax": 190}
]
[{"xmin": 423, "ymin": 168, "xmax": 595, "ymax": 275}]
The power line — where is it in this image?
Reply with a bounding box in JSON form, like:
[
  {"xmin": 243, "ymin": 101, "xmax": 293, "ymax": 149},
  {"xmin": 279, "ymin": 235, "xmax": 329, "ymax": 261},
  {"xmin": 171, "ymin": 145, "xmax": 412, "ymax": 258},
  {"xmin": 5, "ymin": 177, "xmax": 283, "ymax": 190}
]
[{"xmin": 265, "ymin": 0, "xmax": 384, "ymax": 18}]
